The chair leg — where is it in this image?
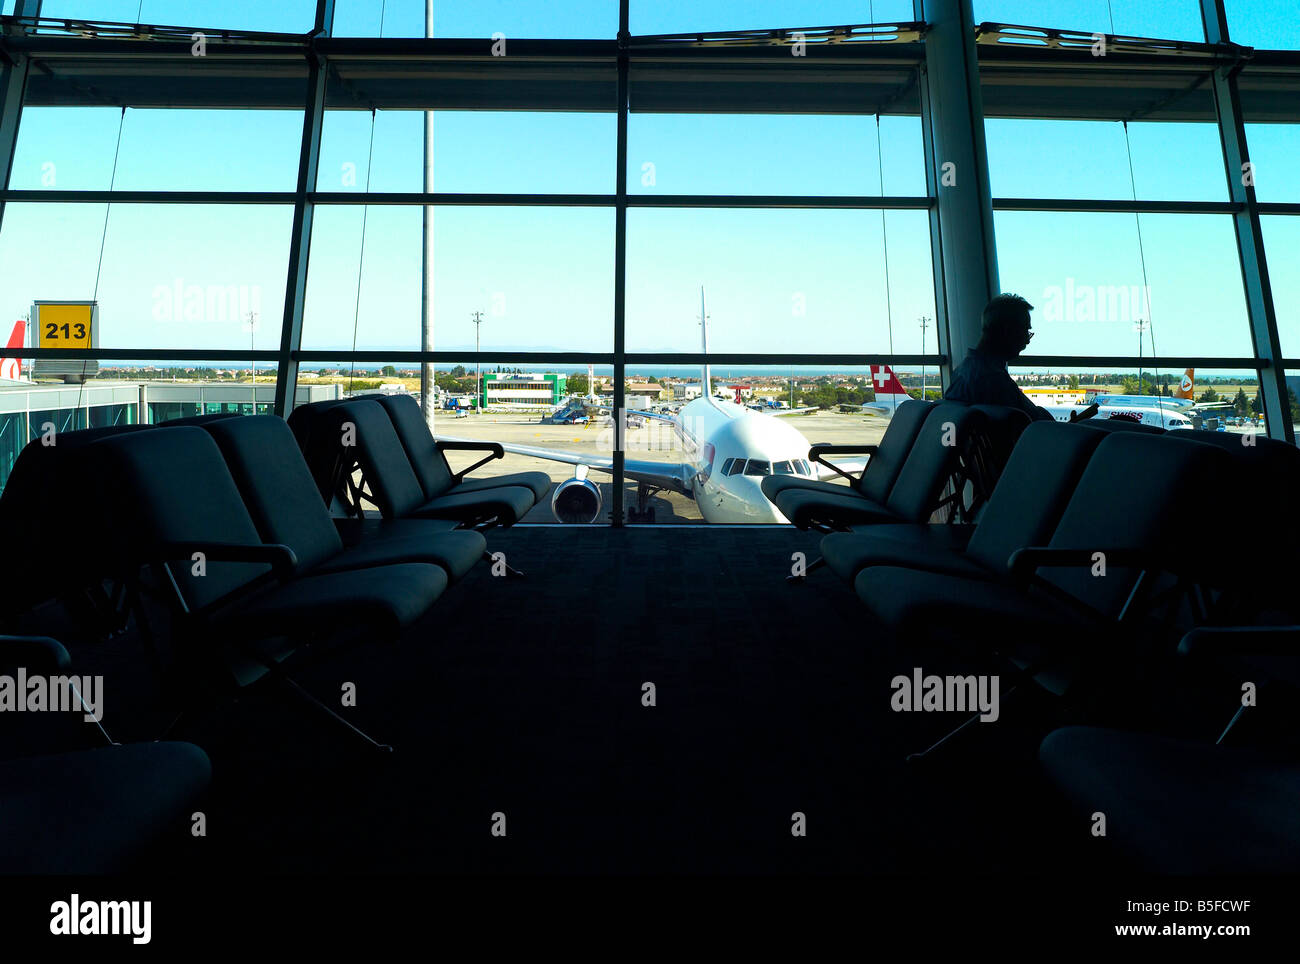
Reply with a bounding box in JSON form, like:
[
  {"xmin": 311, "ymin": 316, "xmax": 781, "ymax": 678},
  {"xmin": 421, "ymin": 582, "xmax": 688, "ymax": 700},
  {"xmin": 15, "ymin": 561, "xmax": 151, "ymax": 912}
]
[
  {"xmin": 905, "ymin": 684, "xmax": 1019, "ymax": 763},
  {"xmin": 483, "ymin": 549, "xmax": 525, "ymax": 578},
  {"xmin": 275, "ymin": 672, "xmax": 394, "ymax": 755},
  {"xmin": 786, "ymin": 555, "xmax": 826, "ymax": 583}
]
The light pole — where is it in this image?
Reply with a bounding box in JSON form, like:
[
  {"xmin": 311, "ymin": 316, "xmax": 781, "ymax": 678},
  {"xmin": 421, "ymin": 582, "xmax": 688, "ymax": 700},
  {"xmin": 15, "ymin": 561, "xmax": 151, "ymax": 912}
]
[
  {"xmin": 918, "ymin": 315, "xmax": 930, "ymax": 400},
  {"xmin": 472, "ymin": 310, "xmax": 485, "ymax": 413},
  {"xmin": 1135, "ymin": 317, "xmax": 1148, "ymax": 396}
]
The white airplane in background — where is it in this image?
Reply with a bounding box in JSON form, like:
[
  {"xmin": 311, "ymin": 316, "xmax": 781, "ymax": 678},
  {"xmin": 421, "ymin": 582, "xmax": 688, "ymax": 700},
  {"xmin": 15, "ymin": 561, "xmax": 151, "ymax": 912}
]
[
  {"xmin": 490, "ymin": 288, "xmax": 862, "ymax": 524},
  {"xmin": 861, "ymin": 365, "xmax": 915, "ymax": 416}
]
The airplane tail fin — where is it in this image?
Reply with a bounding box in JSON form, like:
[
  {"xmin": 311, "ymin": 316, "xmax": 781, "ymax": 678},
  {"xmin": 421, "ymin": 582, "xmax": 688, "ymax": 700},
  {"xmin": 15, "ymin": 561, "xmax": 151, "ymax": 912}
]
[
  {"xmin": 869, "ymin": 364, "xmax": 911, "ymax": 412},
  {"xmin": 1172, "ymin": 367, "xmax": 1195, "ymax": 400},
  {"xmin": 0, "ymin": 320, "xmax": 24, "ymax": 381}
]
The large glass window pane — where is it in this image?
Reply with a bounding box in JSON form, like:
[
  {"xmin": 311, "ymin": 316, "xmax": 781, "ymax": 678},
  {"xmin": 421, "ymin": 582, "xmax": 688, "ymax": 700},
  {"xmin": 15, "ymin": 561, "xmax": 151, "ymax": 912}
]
[
  {"xmin": 628, "ymin": 114, "xmax": 924, "ymax": 197},
  {"xmin": 632, "ymin": 2, "xmax": 915, "ymax": 34},
  {"xmin": 985, "ymin": 119, "xmax": 1227, "ymax": 201},
  {"xmin": 9, "ymin": 108, "xmax": 304, "ymax": 193},
  {"xmin": 1244, "ymin": 125, "xmax": 1300, "ymax": 203},
  {"xmin": 37, "ymin": 2, "xmax": 316, "ymax": 32},
  {"xmin": 1264, "ymin": 215, "xmax": 1300, "ymax": 356},
  {"xmin": 303, "ymin": 205, "xmax": 614, "ymax": 352},
  {"xmin": 993, "ymin": 211, "xmax": 1253, "ymax": 358},
  {"xmin": 626, "ymin": 208, "xmax": 935, "ymax": 355},
  {"xmin": 0, "ymin": 203, "xmax": 293, "ymax": 351},
  {"xmin": 334, "ymin": 0, "xmax": 617, "ymax": 38},
  {"xmin": 973, "ymin": 1, "xmax": 1205, "ymax": 42},
  {"xmin": 318, "ymin": 110, "xmax": 616, "ymax": 195},
  {"xmin": 1226, "ymin": 0, "xmax": 1300, "ymax": 49}
]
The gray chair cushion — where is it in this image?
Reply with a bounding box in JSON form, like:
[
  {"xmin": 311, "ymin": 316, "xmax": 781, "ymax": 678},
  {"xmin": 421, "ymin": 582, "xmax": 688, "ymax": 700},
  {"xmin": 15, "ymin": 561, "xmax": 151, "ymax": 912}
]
[
  {"xmin": 315, "ymin": 522, "xmax": 486, "ymax": 582},
  {"xmin": 1040, "ymin": 726, "xmax": 1300, "ymax": 873},
  {"xmin": 821, "ymin": 525, "xmax": 981, "ymax": 583},
  {"xmin": 0, "ymin": 741, "xmax": 210, "ymax": 873}
]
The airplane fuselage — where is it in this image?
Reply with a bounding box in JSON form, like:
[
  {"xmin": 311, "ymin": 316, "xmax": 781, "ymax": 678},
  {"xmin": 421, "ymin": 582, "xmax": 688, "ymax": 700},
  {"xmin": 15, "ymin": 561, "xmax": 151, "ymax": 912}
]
[{"xmin": 672, "ymin": 396, "xmax": 817, "ymax": 524}]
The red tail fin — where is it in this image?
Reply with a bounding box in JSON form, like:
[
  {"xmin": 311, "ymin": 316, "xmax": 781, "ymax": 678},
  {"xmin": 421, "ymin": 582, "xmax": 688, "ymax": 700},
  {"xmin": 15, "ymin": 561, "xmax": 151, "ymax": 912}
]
[
  {"xmin": 0, "ymin": 320, "xmax": 24, "ymax": 381},
  {"xmin": 870, "ymin": 364, "xmax": 908, "ymax": 397}
]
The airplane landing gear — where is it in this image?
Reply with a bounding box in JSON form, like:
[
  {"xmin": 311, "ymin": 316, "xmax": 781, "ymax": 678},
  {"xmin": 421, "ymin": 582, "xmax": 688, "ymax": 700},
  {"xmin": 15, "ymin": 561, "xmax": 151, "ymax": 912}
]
[{"xmin": 627, "ymin": 482, "xmax": 658, "ymax": 523}]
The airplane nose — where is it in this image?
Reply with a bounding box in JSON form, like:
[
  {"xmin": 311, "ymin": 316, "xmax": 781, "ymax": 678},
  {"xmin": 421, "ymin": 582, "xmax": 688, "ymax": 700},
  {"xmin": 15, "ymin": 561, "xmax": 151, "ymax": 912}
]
[{"xmin": 741, "ymin": 476, "xmax": 789, "ymax": 523}]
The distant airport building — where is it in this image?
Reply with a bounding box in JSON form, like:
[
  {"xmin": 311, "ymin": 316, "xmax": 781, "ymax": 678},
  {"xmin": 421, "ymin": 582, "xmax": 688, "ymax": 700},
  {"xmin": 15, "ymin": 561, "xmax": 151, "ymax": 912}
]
[
  {"xmin": 0, "ymin": 379, "xmax": 339, "ymax": 492},
  {"xmin": 480, "ymin": 372, "xmax": 566, "ymax": 407}
]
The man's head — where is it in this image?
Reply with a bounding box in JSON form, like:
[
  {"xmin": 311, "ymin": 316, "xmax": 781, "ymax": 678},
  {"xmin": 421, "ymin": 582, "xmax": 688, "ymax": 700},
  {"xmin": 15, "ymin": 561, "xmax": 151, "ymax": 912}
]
[{"xmin": 979, "ymin": 293, "xmax": 1034, "ymax": 359}]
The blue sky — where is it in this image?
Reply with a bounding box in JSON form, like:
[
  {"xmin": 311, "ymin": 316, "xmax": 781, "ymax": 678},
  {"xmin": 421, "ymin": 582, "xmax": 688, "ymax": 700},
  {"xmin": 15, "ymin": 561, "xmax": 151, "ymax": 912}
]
[{"xmin": 0, "ymin": 1, "xmax": 1296, "ymax": 372}]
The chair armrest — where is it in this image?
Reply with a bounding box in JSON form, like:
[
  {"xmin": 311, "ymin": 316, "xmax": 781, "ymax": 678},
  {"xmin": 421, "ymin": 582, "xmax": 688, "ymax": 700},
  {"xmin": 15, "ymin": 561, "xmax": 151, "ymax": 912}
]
[
  {"xmin": 155, "ymin": 541, "xmax": 298, "ymax": 579},
  {"xmin": 0, "ymin": 635, "xmax": 71, "ymax": 675},
  {"xmin": 436, "ymin": 440, "xmax": 505, "ymax": 482},
  {"xmin": 1007, "ymin": 546, "xmax": 1192, "ymax": 582},
  {"xmin": 808, "ymin": 443, "xmax": 879, "ymax": 484}
]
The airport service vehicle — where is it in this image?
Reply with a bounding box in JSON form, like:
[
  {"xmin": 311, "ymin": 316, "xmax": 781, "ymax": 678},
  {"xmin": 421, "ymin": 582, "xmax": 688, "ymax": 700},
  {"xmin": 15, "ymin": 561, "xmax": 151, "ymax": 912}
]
[{"xmin": 485, "ymin": 289, "xmax": 857, "ymax": 524}]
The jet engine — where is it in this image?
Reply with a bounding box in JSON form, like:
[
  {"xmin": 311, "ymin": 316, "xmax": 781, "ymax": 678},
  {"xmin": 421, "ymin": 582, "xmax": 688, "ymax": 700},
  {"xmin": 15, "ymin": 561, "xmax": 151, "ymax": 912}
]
[{"xmin": 551, "ymin": 466, "xmax": 603, "ymax": 523}]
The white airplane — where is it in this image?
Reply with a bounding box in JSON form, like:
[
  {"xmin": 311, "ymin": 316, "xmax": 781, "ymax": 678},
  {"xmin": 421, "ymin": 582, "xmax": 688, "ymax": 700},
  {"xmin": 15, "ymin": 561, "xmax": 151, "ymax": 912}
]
[
  {"xmin": 861, "ymin": 365, "xmax": 915, "ymax": 416},
  {"xmin": 489, "ymin": 288, "xmax": 857, "ymax": 524},
  {"xmin": 1037, "ymin": 402, "xmax": 1194, "ymax": 430}
]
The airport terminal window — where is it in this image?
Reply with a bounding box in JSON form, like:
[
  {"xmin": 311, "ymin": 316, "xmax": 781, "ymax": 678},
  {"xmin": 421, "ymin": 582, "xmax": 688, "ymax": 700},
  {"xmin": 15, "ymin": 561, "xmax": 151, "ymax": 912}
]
[
  {"xmin": 1262, "ymin": 217, "xmax": 1300, "ymax": 356},
  {"xmin": 630, "ymin": 1, "xmax": 915, "ymax": 34},
  {"xmin": 1226, "ymin": 0, "xmax": 1300, "ymax": 48},
  {"xmin": 35, "ymin": 1, "xmax": 316, "ymax": 33},
  {"xmin": 0, "ymin": 203, "xmax": 293, "ymax": 353},
  {"xmin": 319, "ymin": 111, "xmax": 617, "ymax": 196},
  {"xmin": 984, "ymin": 120, "xmax": 1228, "ymax": 202},
  {"xmin": 628, "ymin": 114, "xmax": 925, "ymax": 198},
  {"xmin": 334, "ymin": 0, "xmax": 618, "ymax": 38},
  {"xmin": 971, "ymin": 0, "xmax": 1206, "ymax": 41},
  {"xmin": 993, "ymin": 211, "xmax": 1253, "ymax": 359},
  {"xmin": 8, "ymin": 108, "xmax": 304, "ymax": 194},
  {"xmin": 625, "ymin": 208, "xmax": 936, "ymax": 355},
  {"xmin": 1243, "ymin": 125, "xmax": 1300, "ymax": 204},
  {"xmin": 302, "ymin": 205, "xmax": 615, "ymax": 353}
]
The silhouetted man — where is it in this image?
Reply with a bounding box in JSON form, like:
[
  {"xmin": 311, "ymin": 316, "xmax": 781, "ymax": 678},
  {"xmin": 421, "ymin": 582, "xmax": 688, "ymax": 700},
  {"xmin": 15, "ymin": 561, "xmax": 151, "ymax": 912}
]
[{"xmin": 944, "ymin": 293, "xmax": 1054, "ymax": 422}]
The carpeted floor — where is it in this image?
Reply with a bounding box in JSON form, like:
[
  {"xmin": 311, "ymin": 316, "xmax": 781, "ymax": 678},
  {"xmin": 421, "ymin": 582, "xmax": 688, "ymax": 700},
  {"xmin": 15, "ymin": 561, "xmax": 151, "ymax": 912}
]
[{"xmin": 46, "ymin": 525, "xmax": 1084, "ymax": 875}]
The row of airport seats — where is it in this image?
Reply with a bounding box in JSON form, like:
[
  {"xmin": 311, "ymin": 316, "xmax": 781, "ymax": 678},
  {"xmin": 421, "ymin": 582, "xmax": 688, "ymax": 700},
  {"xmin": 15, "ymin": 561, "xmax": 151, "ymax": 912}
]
[
  {"xmin": 0, "ymin": 400, "xmax": 545, "ymax": 871},
  {"xmin": 809, "ymin": 412, "xmax": 1300, "ymax": 871},
  {"xmin": 763, "ymin": 400, "xmax": 1031, "ymax": 579},
  {"xmin": 288, "ymin": 393, "xmax": 551, "ymax": 528}
]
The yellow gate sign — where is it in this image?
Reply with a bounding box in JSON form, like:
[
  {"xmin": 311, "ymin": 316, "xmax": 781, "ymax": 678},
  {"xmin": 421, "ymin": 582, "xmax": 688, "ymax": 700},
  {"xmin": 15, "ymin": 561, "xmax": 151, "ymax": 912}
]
[
  {"xmin": 36, "ymin": 303, "xmax": 93, "ymax": 349},
  {"xmin": 32, "ymin": 301, "xmax": 98, "ymax": 380}
]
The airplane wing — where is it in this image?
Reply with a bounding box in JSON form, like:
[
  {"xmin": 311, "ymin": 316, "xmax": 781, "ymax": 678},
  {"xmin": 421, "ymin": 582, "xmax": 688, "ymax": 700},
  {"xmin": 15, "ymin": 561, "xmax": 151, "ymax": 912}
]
[
  {"xmin": 455, "ymin": 439, "xmax": 696, "ymax": 495},
  {"xmin": 772, "ymin": 406, "xmax": 819, "ymax": 416}
]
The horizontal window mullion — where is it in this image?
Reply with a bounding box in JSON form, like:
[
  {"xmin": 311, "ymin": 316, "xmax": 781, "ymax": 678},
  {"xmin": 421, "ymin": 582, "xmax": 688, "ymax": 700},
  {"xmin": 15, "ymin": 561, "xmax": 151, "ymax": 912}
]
[
  {"xmin": 992, "ymin": 198, "xmax": 1241, "ymax": 214},
  {"xmin": 0, "ymin": 190, "xmax": 297, "ymax": 204},
  {"xmin": 309, "ymin": 192, "xmax": 616, "ymax": 206},
  {"xmin": 628, "ymin": 194, "xmax": 931, "ymax": 209}
]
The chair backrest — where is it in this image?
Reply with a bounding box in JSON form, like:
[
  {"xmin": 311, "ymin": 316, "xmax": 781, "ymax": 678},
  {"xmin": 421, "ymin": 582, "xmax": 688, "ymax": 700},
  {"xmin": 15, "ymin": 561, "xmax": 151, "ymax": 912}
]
[
  {"xmin": 366, "ymin": 393, "xmax": 456, "ymax": 500},
  {"xmin": 202, "ymin": 415, "xmax": 344, "ymax": 573},
  {"xmin": 287, "ymin": 398, "xmax": 359, "ymax": 505},
  {"xmin": 1165, "ymin": 428, "xmax": 1300, "ymax": 596},
  {"xmin": 0, "ymin": 424, "xmax": 154, "ymax": 613},
  {"xmin": 92, "ymin": 428, "xmax": 272, "ymax": 612},
  {"xmin": 964, "ymin": 422, "xmax": 1106, "ymax": 574},
  {"xmin": 1040, "ymin": 433, "xmax": 1233, "ymax": 619},
  {"xmin": 857, "ymin": 399, "xmax": 933, "ymax": 502},
  {"xmin": 884, "ymin": 402, "xmax": 985, "ymax": 522},
  {"xmin": 321, "ymin": 400, "xmax": 428, "ymax": 518}
]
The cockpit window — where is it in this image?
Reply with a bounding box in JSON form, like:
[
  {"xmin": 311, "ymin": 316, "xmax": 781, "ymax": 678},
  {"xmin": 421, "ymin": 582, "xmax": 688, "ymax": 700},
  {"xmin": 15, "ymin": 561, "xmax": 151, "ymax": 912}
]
[
  {"xmin": 773, "ymin": 460, "xmax": 795, "ymax": 475},
  {"xmin": 727, "ymin": 458, "xmax": 746, "ymax": 476},
  {"xmin": 744, "ymin": 460, "xmax": 772, "ymax": 476},
  {"xmin": 720, "ymin": 458, "xmax": 735, "ymax": 476}
]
